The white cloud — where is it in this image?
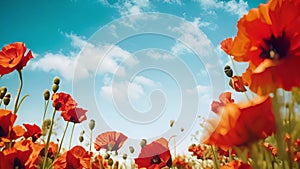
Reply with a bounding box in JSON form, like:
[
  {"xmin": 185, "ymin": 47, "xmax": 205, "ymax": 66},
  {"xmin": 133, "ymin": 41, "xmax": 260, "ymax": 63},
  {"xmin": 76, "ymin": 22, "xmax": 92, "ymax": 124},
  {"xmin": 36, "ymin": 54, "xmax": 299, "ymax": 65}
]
[
  {"xmin": 146, "ymin": 50, "xmax": 175, "ymax": 60},
  {"xmin": 163, "ymin": 0, "xmax": 182, "ymax": 5},
  {"xmin": 194, "ymin": 0, "xmax": 248, "ymax": 17},
  {"xmin": 134, "ymin": 76, "xmax": 158, "ymax": 87},
  {"xmin": 30, "ymin": 34, "xmax": 138, "ymax": 80}
]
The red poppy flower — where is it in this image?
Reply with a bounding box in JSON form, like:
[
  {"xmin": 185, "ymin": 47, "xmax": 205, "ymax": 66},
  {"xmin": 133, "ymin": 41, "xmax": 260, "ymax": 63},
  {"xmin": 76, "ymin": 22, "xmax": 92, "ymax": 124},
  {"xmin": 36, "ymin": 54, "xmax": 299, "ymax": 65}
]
[
  {"xmin": 204, "ymin": 92, "xmax": 276, "ymax": 150},
  {"xmin": 0, "ymin": 140, "xmax": 33, "ymax": 169},
  {"xmin": 220, "ymin": 160, "xmax": 252, "ymax": 169},
  {"xmin": 52, "ymin": 92, "xmax": 77, "ymax": 111},
  {"xmin": 0, "ymin": 42, "xmax": 34, "ymax": 75},
  {"xmin": 39, "ymin": 141, "xmax": 58, "ymax": 159},
  {"xmin": 0, "ymin": 109, "xmax": 17, "ymax": 138},
  {"xmin": 211, "ymin": 92, "xmax": 234, "ymax": 114},
  {"xmin": 172, "ymin": 155, "xmax": 192, "ymax": 169},
  {"xmin": 294, "ymin": 152, "xmax": 300, "ymax": 163},
  {"xmin": 53, "ymin": 145, "xmax": 91, "ymax": 169},
  {"xmin": 92, "ymin": 154, "xmax": 108, "ymax": 169},
  {"xmin": 221, "ymin": 0, "xmax": 300, "ymax": 95},
  {"xmin": 61, "ymin": 107, "xmax": 87, "ymax": 123},
  {"xmin": 263, "ymin": 143, "xmax": 277, "ymax": 156},
  {"xmin": 135, "ymin": 138, "xmax": 172, "ymax": 169},
  {"xmin": 23, "ymin": 123, "xmax": 42, "ymax": 142},
  {"xmin": 188, "ymin": 144, "xmax": 208, "ymax": 159},
  {"xmin": 229, "ymin": 76, "xmax": 247, "ymax": 92},
  {"xmin": 94, "ymin": 131, "xmax": 128, "ymax": 151}
]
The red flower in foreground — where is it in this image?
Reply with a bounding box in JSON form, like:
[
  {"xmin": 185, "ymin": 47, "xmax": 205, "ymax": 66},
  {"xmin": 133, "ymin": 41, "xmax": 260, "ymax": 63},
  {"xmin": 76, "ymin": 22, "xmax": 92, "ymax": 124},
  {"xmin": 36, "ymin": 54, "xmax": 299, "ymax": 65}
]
[
  {"xmin": 211, "ymin": 92, "xmax": 234, "ymax": 114},
  {"xmin": 135, "ymin": 138, "xmax": 172, "ymax": 169},
  {"xmin": 0, "ymin": 42, "xmax": 34, "ymax": 75},
  {"xmin": 52, "ymin": 92, "xmax": 77, "ymax": 111},
  {"xmin": 0, "ymin": 109, "xmax": 17, "ymax": 138},
  {"xmin": 53, "ymin": 145, "xmax": 91, "ymax": 169},
  {"xmin": 94, "ymin": 131, "xmax": 127, "ymax": 151},
  {"xmin": 188, "ymin": 144, "xmax": 208, "ymax": 159},
  {"xmin": 221, "ymin": 0, "xmax": 300, "ymax": 95},
  {"xmin": 61, "ymin": 107, "xmax": 87, "ymax": 123},
  {"xmin": 204, "ymin": 93, "xmax": 275, "ymax": 150},
  {"xmin": 0, "ymin": 140, "xmax": 34, "ymax": 169},
  {"xmin": 23, "ymin": 123, "xmax": 42, "ymax": 142},
  {"xmin": 220, "ymin": 160, "xmax": 252, "ymax": 169},
  {"xmin": 172, "ymin": 155, "xmax": 192, "ymax": 169}
]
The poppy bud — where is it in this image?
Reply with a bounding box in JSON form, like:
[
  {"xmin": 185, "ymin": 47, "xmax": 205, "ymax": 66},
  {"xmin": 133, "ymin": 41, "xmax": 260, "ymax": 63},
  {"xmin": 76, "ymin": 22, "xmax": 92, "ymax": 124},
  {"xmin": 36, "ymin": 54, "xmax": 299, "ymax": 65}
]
[
  {"xmin": 53, "ymin": 76, "xmax": 60, "ymax": 85},
  {"xmin": 104, "ymin": 153, "xmax": 110, "ymax": 160},
  {"xmin": 43, "ymin": 89, "xmax": 50, "ymax": 100},
  {"xmin": 129, "ymin": 146, "xmax": 134, "ymax": 153},
  {"xmin": 89, "ymin": 119, "xmax": 95, "ymax": 130},
  {"xmin": 169, "ymin": 120, "xmax": 175, "ymax": 127},
  {"xmin": 3, "ymin": 93, "xmax": 11, "ymax": 106},
  {"xmin": 224, "ymin": 65, "xmax": 233, "ymax": 77},
  {"xmin": 79, "ymin": 136, "xmax": 84, "ymax": 143},
  {"xmin": 123, "ymin": 153, "xmax": 128, "ymax": 160},
  {"xmin": 140, "ymin": 139, "xmax": 147, "ymax": 148},
  {"xmin": 52, "ymin": 84, "xmax": 59, "ymax": 93},
  {"xmin": 181, "ymin": 128, "xmax": 184, "ymax": 132},
  {"xmin": 107, "ymin": 158, "xmax": 114, "ymax": 166},
  {"xmin": 0, "ymin": 86, "xmax": 7, "ymax": 99},
  {"xmin": 80, "ymin": 130, "xmax": 85, "ymax": 135}
]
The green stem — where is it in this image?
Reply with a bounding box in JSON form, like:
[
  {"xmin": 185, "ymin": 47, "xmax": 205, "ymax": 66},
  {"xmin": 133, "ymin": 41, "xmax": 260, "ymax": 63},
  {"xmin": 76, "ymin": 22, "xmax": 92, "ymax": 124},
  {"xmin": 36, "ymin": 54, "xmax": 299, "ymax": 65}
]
[
  {"xmin": 210, "ymin": 145, "xmax": 220, "ymax": 169},
  {"xmin": 42, "ymin": 109, "xmax": 56, "ymax": 169},
  {"xmin": 90, "ymin": 128, "xmax": 93, "ymax": 153},
  {"xmin": 13, "ymin": 70, "xmax": 23, "ymax": 114},
  {"xmin": 69, "ymin": 123, "xmax": 75, "ymax": 149},
  {"xmin": 56, "ymin": 121, "xmax": 69, "ymax": 158},
  {"xmin": 42, "ymin": 100, "xmax": 49, "ymax": 123}
]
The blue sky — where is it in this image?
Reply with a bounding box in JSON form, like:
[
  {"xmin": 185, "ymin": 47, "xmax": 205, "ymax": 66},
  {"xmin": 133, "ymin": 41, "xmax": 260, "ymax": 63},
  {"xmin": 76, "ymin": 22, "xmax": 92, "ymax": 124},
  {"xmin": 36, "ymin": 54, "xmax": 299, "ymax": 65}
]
[{"xmin": 0, "ymin": 0, "xmax": 266, "ymax": 156}]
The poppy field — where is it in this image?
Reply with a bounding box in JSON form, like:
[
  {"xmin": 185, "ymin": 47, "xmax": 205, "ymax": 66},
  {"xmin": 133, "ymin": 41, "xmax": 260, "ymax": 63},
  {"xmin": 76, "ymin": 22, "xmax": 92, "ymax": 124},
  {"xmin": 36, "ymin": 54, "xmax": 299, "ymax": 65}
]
[{"xmin": 1, "ymin": 0, "xmax": 300, "ymax": 168}]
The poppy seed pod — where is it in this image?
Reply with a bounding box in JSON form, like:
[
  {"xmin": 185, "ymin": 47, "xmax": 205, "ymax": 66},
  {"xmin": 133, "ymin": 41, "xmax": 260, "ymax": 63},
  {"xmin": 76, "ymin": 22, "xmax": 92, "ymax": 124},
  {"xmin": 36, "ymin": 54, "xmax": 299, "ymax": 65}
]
[
  {"xmin": 122, "ymin": 153, "xmax": 127, "ymax": 160},
  {"xmin": 129, "ymin": 146, "xmax": 134, "ymax": 153},
  {"xmin": 53, "ymin": 76, "xmax": 60, "ymax": 85},
  {"xmin": 89, "ymin": 119, "xmax": 95, "ymax": 130},
  {"xmin": 104, "ymin": 153, "xmax": 110, "ymax": 160},
  {"xmin": 52, "ymin": 84, "xmax": 59, "ymax": 93},
  {"xmin": 169, "ymin": 120, "xmax": 175, "ymax": 127},
  {"xmin": 79, "ymin": 136, "xmax": 84, "ymax": 143},
  {"xmin": 43, "ymin": 89, "xmax": 50, "ymax": 100},
  {"xmin": 224, "ymin": 65, "xmax": 233, "ymax": 77},
  {"xmin": 0, "ymin": 86, "xmax": 7, "ymax": 99},
  {"xmin": 140, "ymin": 139, "xmax": 147, "ymax": 148},
  {"xmin": 107, "ymin": 158, "xmax": 114, "ymax": 166},
  {"xmin": 3, "ymin": 95, "xmax": 10, "ymax": 106},
  {"xmin": 113, "ymin": 161, "xmax": 119, "ymax": 169}
]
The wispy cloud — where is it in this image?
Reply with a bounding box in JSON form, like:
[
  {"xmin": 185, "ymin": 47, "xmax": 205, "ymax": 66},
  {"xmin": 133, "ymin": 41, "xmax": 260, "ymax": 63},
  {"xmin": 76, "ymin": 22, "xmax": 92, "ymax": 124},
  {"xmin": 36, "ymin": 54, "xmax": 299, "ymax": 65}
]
[
  {"xmin": 30, "ymin": 33, "xmax": 138, "ymax": 80},
  {"xmin": 194, "ymin": 0, "xmax": 248, "ymax": 17}
]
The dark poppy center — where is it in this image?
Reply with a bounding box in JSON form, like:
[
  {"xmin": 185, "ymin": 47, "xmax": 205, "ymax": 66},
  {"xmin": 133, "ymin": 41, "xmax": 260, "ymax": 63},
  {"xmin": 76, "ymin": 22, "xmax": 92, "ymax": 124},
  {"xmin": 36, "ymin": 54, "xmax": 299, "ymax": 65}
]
[
  {"xmin": 260, "ymin": 31, "xmax": 290, "ymax": 60},
  {"xmin": 0, "ymin": 126, "xmax": 5, "ymax": 137},
  {"xmin": 14, "ymin": 158, "xmax": 24, "ymax": 169},
  {"xmin": 150, "ymin": 154, "xmax": 162, "ymax": 164}
]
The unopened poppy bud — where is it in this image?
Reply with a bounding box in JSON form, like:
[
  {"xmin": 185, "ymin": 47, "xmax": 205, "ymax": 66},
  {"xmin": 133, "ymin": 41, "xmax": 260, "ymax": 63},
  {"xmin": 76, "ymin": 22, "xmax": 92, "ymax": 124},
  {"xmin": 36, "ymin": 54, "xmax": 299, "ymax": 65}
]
[
  {"xmin": 79, "ymin": 136, "xmax": 84, "ymax": 143},
  {"xmin": 53, "ymin": 76, "xmax": 60, "ymax": 85},
  {"xmin": 52, "ymin": 84, "xmax": 59, "ymax": 93},
  {"xmin": 140, "ymin": 139, "xmax": 147, "ymax": 148},
  {"xmin": 224, "ymin": 65, "xmax": 233, "ymax": 77},
  {"xmin": 169, "ymin": 120, "xmax": 175, "ymax": 127},
  {"xmin": 181, "ymin": 128, "xmax": 184, "ymax": 132},
  {"xmin": 80, "ymin": 130, "xmax": 85, "ymax": 135},
  {"xmin": 4, "ymin": 92, "xmax": 11, "ymax": 98},
  {"xmin": 107, "ymin": 158, "xmax": 114, "ymax": 166},
  {"xmin": 0, "ymin": 86, "xmax": 7, "ymax": 99},
  {"xmin": 3, "ymin": 96, "xmax": 10, "ymax": 106},
  {"xmin": 89, "ymin": 119, "xmax": 95, "ymax": 130},
  {"xmin": 129, "ymin": 146, "xmax": 134, "ymax": 153},
  {"xmin": 43, "ymin": 90, "xmax": 50, "ymax": 100},
  {"xmin": 123, "ymin": 153, "xmax": 128, "ymax": 160},
  {"xmin": 104, "ymin": 153, "xmax": 110, "ymax": 159}
]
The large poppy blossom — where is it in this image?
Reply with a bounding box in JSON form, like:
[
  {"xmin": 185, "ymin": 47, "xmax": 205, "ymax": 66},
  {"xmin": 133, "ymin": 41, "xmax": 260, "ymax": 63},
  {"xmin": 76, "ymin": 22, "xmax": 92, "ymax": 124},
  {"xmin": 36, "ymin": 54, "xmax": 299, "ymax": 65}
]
[
  {"xmin": 23, "ymin": 123, "xmax": 42, "ymax": 142},
  {"xmin": 204, "ymin": 92, "xmax": 276, "ymax": 150},
  {"xmin": 0, "ymin": 109, "xmax": 16, "ymax": 138},
  {"xmin": 0, "ymin": 42, "xmax": 34, "ymax": 75},
  {"xmin": 0, "ymin": 140, "xmax": 34, "ymax": 169},
  {"xmin": 94, "ymin": 131, "xmax": 128, "ymax": 151},
  {"xmin": 221, "ymin": 0, "xmax": 300, "ymax": 95},
  {"xmin": 53, "ymin": 145, "xmax": 91, "ymax": 169},
  {"xmin": 135, "ymin": 137, "xmax": 172, "ymax": 169},
  {"xmin": 61, "ymin": 107, "xmax": 87, "ymax": 123},
  {"xmin": 52, "ymin": 92, "xmax": 77, "ymax": 111}
]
